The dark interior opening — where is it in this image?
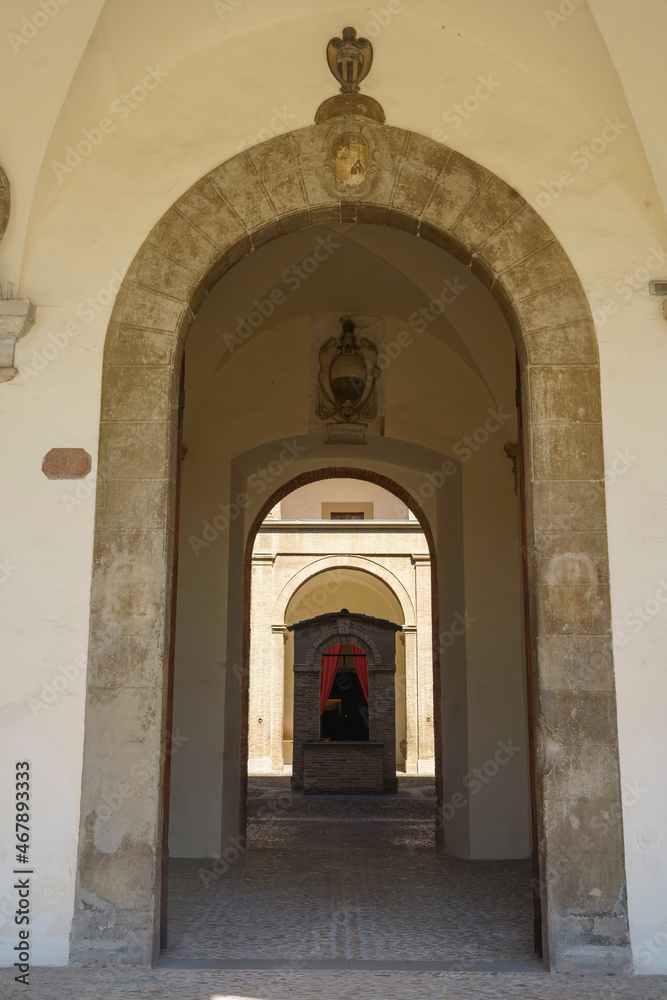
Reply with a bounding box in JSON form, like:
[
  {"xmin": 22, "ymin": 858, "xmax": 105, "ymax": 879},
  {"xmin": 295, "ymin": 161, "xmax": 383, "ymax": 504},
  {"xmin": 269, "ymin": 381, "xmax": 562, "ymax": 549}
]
[{"xmin": 320, "ymin": 657, "xmax": 369, "ymax": 742}]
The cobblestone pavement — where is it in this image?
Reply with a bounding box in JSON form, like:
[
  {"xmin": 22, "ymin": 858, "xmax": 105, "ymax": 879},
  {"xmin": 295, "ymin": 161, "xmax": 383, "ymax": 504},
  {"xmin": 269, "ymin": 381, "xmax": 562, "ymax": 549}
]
[
  {"xmin": 2, "ymin": 966, "xmax": 666, "ymax": 999},
  {"xmin": 166, "ymin": 776, "xmax": 536, "ymax": 963},
  {"xmin": 3, "ymin": 781, "xmax": 664, "ymax": 998}
]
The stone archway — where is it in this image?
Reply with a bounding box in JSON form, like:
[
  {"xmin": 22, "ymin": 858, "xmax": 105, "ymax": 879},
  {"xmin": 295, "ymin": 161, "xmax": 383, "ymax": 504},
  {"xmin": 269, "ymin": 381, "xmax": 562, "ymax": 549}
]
[
  {"xmin": 275, "ymin": 557, "xmax": 416, "ymax": 625},
  {"xmin": 255, "ymin": 557, "xmax": 418, "ymax": 778},
  {"xmin": 71, "ymin": 121, "xmax": 630, "ymax": 973}
]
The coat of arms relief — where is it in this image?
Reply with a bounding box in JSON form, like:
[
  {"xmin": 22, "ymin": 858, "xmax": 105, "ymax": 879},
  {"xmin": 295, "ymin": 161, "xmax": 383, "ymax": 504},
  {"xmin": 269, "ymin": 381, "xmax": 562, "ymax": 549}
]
[{"xmin": 311, "ymin": 315, "xmax": 385, "ymax": 444}]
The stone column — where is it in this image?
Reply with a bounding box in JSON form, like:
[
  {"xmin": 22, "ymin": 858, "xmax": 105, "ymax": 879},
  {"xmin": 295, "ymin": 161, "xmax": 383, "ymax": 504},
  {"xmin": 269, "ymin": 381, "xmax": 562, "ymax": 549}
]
[
  {"xmin": 368, "ymin": 663, "xmax": 398, "ymax": 792},
  {"xmin": 403, "ymin": 626, "xmax": 419, "ymax": 774},
  {"xmin": 247, "ymin": 553, "xmax": 274, "ymax": 772},
  {"xmin": 414, "ymin": 555, "xmax": 435, "ymax": 768},
  {"xmin": 269, "ymin": 625, "xmax": 286, "ymax": 773}
]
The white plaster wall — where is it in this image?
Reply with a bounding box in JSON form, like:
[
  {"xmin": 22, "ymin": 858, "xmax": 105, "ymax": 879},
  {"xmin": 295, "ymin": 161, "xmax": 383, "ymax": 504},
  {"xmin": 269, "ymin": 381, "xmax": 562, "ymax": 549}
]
[{"xmin": 0, "ymin": 0, "xmax": 665, "ymax": 968}]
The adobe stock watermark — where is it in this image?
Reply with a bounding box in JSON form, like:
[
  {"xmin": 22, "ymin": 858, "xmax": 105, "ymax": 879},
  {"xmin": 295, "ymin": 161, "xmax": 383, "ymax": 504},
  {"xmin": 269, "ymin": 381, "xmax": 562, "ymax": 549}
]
[
  {"xmin": 593, "ymin": 246, "xmax": 666, "ymax": 328},
  {"xmin": 51, "ymin": 66, "xmax": 168, "ymax": 183},
  {"xmin": 405, "ymin": 738, "xmax": 522, "ymax": 853},
  {"xmin": 8, "ymin": 0, "xmax": 76, "ymax": 53},
  {"xmin": 432, "ymin": 75, "xmax": 502, "ymax": 143},
  {"xmin": 222, "ymin": 235, "xmax": 340, "ymax": 353},
  {"xmin": 408, "ymin": 275, "xmax": 468, "ymax": 331},
  {"xmin": 28, "ymin": 653, "xmax": 86, "ymax": 716},
  {"xmin": 604, "ymin": 447, "xmax": 639, "ymax": 488},
  {"xmin": 60, "ymin": 459, "xmax": 98, "ymax": 514},
  {"xmin": 189, "ymin": 439, "xmax": 307, "ymax": 555},
  {"xmin": 545, "ymin": 0, "xmax": 586, "ymax": 31},
  {"xmin": 18, "ymin": 269, "xmax": 126, "ymax": 385},
  {"xmin": 0, "ymin": 556, "xmax": 18, "ymax": 585},
  {"xmin": 613, "ymin": 579, "xmax": 667, "ymax": 653},
  {"xmin": 408, "ymin": 405, "xmax": 512, "ymax": 508},
  {"xmin": 237, "ymin": 107, "xmax": 296, "ymax": 153},
  {"xmin": 532, "ymin": 117, "xmax": 628, "ymax": 211},
  {"xmin": 94, "ymin": 728, "xmax": 189, "ymax": 826},
  {"xmin": 212, "ymin": 0, "xmax": 244, "ymax": 19},
  {"xmin": 636, "ymin": 920, "xmax": 667, "ymax": 970}
]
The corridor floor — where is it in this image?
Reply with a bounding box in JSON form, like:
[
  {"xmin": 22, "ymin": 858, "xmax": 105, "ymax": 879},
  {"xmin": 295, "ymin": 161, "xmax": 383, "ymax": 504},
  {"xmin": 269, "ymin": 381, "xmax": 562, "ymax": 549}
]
[
  {"xmin": 5, "ymin": 778, "xmax": 665, "ymax": 998},
  {"xmin": 166, "ymin": 776, "xmax": 537, "ymax": 964}
]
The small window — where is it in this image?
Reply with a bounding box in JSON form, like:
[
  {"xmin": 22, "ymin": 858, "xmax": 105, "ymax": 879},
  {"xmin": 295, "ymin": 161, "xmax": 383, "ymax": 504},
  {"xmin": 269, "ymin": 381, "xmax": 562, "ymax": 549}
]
[{"xmin": 330, "ymin": 511, "xmax": 364, "ymax": 520}]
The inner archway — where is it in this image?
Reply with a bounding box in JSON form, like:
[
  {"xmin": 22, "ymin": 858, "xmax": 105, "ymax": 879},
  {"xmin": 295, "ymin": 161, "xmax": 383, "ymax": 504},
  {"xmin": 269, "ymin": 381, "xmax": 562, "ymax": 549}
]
[{"xmin": 71, "ymin": 121, "xmax": 630, "ymax": 973}]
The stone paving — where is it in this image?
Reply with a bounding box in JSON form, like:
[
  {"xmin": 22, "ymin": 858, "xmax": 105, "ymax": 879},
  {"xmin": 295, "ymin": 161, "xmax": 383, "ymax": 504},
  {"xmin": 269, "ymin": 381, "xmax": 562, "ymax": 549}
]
[
  {"xmin": 2, "ymin": 778, "xmax": 664, "ymax": 998},
  {"xmin": 3, "ymin": 965, "xmax": 667, "ymax": 999},
  {"xmin": 163, "ymin": 775, "xmax": 534, "ymax": 963}
]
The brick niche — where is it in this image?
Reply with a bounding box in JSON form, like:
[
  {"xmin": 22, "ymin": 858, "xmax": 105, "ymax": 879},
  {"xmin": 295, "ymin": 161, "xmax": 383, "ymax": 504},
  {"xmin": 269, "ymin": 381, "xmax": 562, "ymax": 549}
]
[{"xmin": 288, "ymin": 609, "xmax": 401, "ymax": 794}]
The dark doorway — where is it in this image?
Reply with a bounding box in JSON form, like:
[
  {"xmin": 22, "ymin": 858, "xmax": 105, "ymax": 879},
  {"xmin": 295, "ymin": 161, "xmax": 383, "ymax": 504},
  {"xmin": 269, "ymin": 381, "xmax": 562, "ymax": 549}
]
[{"xmin": 320, "ymin": 645, "xmax": 370, "ymax": 742}]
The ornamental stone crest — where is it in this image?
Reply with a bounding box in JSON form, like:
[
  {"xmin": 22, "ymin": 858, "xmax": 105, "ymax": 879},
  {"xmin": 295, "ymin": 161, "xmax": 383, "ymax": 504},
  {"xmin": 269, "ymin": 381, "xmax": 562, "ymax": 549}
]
[
  {"xmin": 315, "ymin": 317, "xmax": 381, "ymax": 444},
  {"xmin": 326, "ymin": 27, "xmax": 373, "ymax": 94},
  {"xmin": 332, "ymin": 132, "xmax": 369, "ymax": 188}
]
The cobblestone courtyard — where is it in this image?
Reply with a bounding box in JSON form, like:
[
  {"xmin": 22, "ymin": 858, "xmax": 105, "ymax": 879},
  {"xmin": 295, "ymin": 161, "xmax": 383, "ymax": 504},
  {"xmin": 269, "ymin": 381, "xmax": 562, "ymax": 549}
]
[
  {"xmin": 166, "ymin": 777, "xmax": 537, "ymax": 964},
  {"xmin": 3, "ymin": 779, "xmax": 664, "ymax": 998}
]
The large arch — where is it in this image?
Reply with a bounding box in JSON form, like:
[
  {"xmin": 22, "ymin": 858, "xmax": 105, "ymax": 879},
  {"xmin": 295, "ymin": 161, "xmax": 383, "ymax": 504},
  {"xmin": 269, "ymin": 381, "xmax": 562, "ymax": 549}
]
[{"xmin": 71, "ymin": 121, "xmax": 630, "ymax": 973}]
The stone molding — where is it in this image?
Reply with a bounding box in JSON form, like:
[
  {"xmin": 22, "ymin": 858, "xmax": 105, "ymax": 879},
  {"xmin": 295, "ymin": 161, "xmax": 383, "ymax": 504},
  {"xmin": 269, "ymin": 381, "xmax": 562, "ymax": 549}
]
[
  {"xmin": 273, "ymin": 554, "xmax": 416, "ymax": 623},
  {"xmin": 0, "ymin": 298, "xmax": 35, "ymax": 382},
  {"xmin": 305, "ymin": 623, "xmax": 381, "ymax": 668},
  {"xmin": 72, "ymin": 122, "xmax": 630, "ymax": 973}
]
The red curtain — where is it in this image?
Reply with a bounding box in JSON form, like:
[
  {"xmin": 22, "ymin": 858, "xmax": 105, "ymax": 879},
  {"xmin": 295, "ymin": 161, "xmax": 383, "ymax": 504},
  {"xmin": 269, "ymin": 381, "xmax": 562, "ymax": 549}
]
[
  {"xmin": 351, "ymin": 643, "xmax": 369, "ymax": 703},
  {"xmin": 320, "ymin": 643, "xmax": 343, "ymax": 713}
]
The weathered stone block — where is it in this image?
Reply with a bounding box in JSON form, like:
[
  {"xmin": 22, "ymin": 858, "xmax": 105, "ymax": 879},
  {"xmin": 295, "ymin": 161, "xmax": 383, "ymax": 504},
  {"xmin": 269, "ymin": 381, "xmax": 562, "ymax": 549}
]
[
  {"xmin": 528, "ymin": 421, "xmax": 604, "ymax": 482},
  {"xmin": 532, "ymin": 581, "xmax": 611, "ymax": 636},
  {"xmin": 391, "ymin": 131, "xmax": 450, "ymax": 218},
  {"xmin": 500, "ymin": 239, "xmax": 576, "ymax": 301},
  {"xmin": 519, "ymin": 280, "xmax": 593, "ymax": 333},
  {"xmin": 100, "ymin": 366, "xmax": 179, "ymax": 423},
  {"xmin": 145, "ymin": 209, "xmax": 220, "ymax": 277},
  {"xmin": 421, "ymin": 150, "xmax": 490, "ymax": 233},
  {"xmin": 523, "ymin": 320, "xmax": 599, "ymax": 366},
  {"xmin": 535, "ymin": 635, "xmax": 614, "ymax": 691},
  {"xmin": 245, "ymin": 135, "xmax": 308, "ymax": 217},
  {"xmin": 540, "ymin": 742, "xmax": 620, "ymax": 800},
  {"xmin": 95, "ymin": 478, "xmax": 174, "ymax": 531},
  {"xmin": 90, "ymin": 528, "xmax": 170, "ymax": 637},
  {"xmin": 124, "ymin": 244, "xmax": 199, "ymax": 303},
  {"xmin": 481, "ymin": 205, "xmax": 554, "ymax": 273},
  {"xmin": 175, "ymin": 177, "xmax": 247, "ymax": 249},
  {"xmin": 112, "ymin": 284, "xmax": 187, "ymax": 334},
  {"xmin": 527, "ymin": 365, "xmax": 602, "ymax": 425},
  {"xmin": 98, "ymin": 420, "xmax": 175, "ymax": 482},
  {"xmin": 104, "ymin": 326, "xmax": 181, "ymax": 368},
  {"xmin": 208, "ymin": 154, "xmax": 277, "ymax": 230},
  {"xmin": 453, "ymin": 171, "xmax": 524, "ymax": 250},
  {"xmin": 539, "ymin": 690, "xmax": 618, "ymax": 744},
  {"xmin": 530, "ymin": 528, "xmax": 610, "ymax": 587},
  {"xmin": 531, "ymin": 480, "xmax": 606, "ymax": 534}
]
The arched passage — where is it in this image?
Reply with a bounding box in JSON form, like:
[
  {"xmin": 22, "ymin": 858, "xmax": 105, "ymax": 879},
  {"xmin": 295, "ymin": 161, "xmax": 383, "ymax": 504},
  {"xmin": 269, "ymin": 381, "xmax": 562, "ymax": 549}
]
[
  {"xmin": 247, "ymin": 554, "xmax": 421, "ymax": 778},
  {"xmin": 71, "ymin": 121, "xmax": 630, "ymax": 972}
]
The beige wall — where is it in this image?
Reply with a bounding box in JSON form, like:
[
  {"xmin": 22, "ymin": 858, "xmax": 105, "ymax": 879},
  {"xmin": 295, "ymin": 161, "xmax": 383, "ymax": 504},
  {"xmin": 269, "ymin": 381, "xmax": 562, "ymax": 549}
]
[{"xmin": 282, "ymin": 479, "xmax": 410, "ymax": 519}]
